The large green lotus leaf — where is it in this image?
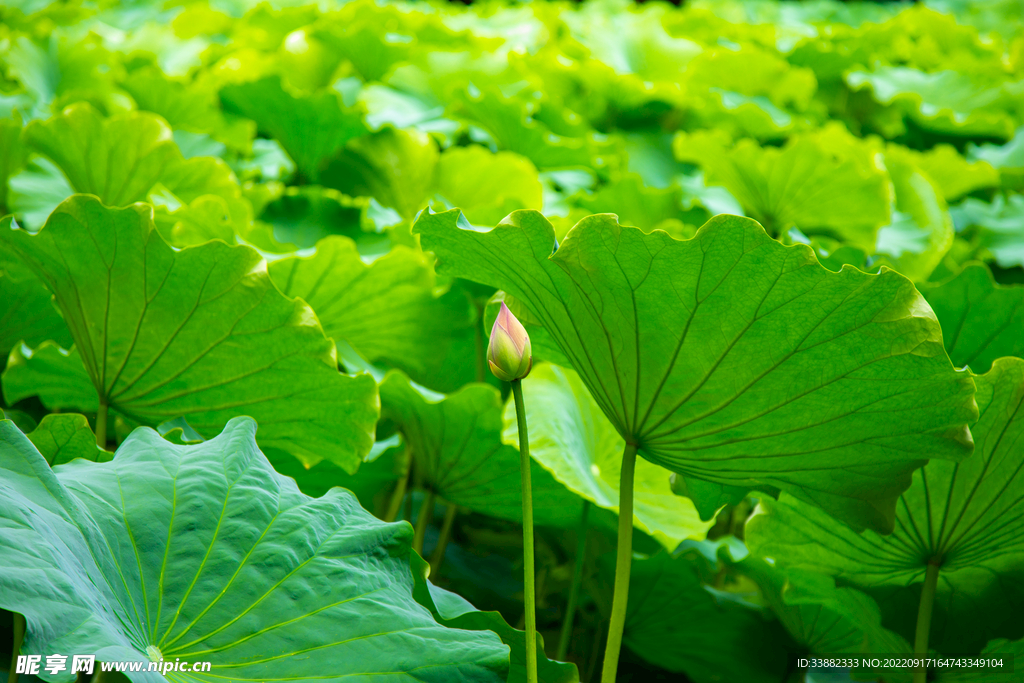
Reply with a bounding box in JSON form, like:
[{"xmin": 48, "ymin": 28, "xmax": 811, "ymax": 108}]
[
  {"xmin": 0, "ymin": 256, "xmax": 72, "ymax": 359},
  {"xmin": 321, "ymin": 126, "xmax": 439, "ymax": 222},
  {"xmin": 0, "ymin": 417, "xmax": 509, "ymax": 682},
  {"xmin": 379, "ymin": 371, "xmax": 583, "ymax": 528},
  {"xmin": 501, "ymin": 363, "xmax": 710, "ymax": 550},
  {"xmin": 433, "ymin": 145, "xmax": 542, "ymax": 227},
  {"xmin": 950, "ymin": 193, "xmax": 1024, "ymax": 269},
  {"xmin": 0, "ymin": 195, "xmax": 378, "ymax": 470},
  {"xmin": 747, "ymin": 357, "xmax": 1024, "ymax": 653},
  {"xmin": 673, "ymin": 124, "xmax": 891, "ymax": 251},
  {"xmin": 0, "ymin": 117, "xmax": 28, "ymax": 214},
  {"xmin": 268, "ymin": 235, "xmax": 478, "ymax": 393},
  {"xmin": 922, "ymin": 264, "xmax": 1024, "ymax": 373},
  {"xmin": 903, "ymin": 144, "xmax": 1000, "ymax": 202},
  {"xmin": 415, "ymin": 208, "xmax": 977, "ymax": 533},
  {"xmin": 410, "ymin": 552, "xmax": 579, "ymax": 683},
  {"xmin": 596, "ymin": 549, "xmax": 790, "ymax": 683},
  {"xmin": 24, "ymin": 413, "xmax": 112, "ymax": 466},
  {"xmin": 846, "ymin": 67, "xmax": 1021, "ymax": 140},
  {"xmin": 874, "ymin": 146, "xmax": 954, "ymax": 282},
  {"xmin": 220, "ymin": 75, "xmax": 367, "ymax": 181}
]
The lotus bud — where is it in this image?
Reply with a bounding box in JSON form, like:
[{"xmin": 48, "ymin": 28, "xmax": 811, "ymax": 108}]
[{"xmin": 487, "ymin": 302, "xmax": 532, "ymax": 382}]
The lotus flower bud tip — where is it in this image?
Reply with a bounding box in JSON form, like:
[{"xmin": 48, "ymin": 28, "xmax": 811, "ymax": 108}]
[{"xmin": 486, "ymin": 302, "xmax": 532, "ymax": 382}]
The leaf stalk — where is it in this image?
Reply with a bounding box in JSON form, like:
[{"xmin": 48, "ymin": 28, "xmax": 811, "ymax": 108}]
[
  {"xmin": 601, "ymin": 442, "xmax": 637, "ymax": 683},
  {"xmin": 913, "ymin": 561, "xmax": 940, "ymax": 683},
  {"xmin": 429, "ymin": 504, "xmax": 458, "ymax": 577},
  {"xmin": 412, "ymin": 489, "xmax": 435, "ymax": 555},
  {"xmin": 95, "ymin": 400, "xmax": 108, "ymax": 449},
  {"xmin": 511, "ymin": 379, "xmax": 539, "ymax": 683},
  {"xmin": 384, "ymin": 454, "xmax": 412, "ymax": 523}
]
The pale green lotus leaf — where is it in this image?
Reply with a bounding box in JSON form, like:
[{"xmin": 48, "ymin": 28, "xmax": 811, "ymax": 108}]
[{"xmin": 0, "ymin": 417, "xmax": 508, "ymax": 682}]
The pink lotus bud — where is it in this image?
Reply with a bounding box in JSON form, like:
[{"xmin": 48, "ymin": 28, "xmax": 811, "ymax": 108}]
[{"xmin": 487, "ymin": 302, "xmax": 532, "ymax": 382}]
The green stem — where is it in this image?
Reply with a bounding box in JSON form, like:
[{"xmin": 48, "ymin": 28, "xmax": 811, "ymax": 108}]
[
  {"xmin": 557, "ymin": 500, "xmax": 590, "ymax": 661},
  {"xmin": 913, "ymin": 562, "xmax": 940, "ymax": 683},
  {"xmin": 601, "ymin": 443, "xmax": 638, "ymax": 683},
  {"xmin": 430, "ymin": 504, "xmax": 458, "ymax": 578},
  {"xmin": 412, "ymin": 489, "xmax": 435, "ymax": 556},
  {"xmin": 8, "ymin": 613, "xmax": 25, "ymax": 683},
  {"xmin": 92, "ymin": 665, "xmax": 104, "ymax": 683},
  {"xmin": 511, "ymin": 379, "xmax": 538, "ymax": 683},
  {"xmin": 95, "ymin": 400, "xmax": 108, "ymax": 449},
  {"xmin": 384, "ymin": 457, "xmax": 411, "ymax": 523}
]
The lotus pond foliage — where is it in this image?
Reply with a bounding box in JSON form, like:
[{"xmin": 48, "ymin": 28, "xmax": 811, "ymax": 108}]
[{"xmin": 0, "ymin": 0, "xmax": 1022, "ymax": 682}]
